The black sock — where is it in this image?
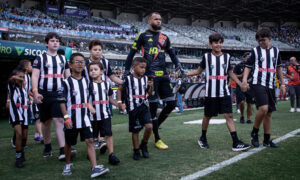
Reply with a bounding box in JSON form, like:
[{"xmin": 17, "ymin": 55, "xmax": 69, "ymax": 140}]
[
  {"xmin": 157, "ymin": 101, "xmax": 176, "ymax": 127},
  {"xmin": 152, "ymin": 118, "xmax": 160, "ymax": 142},
  {"xmin": 201, "ymin": 130, "xmax": 207, "ymax": 140},
  {"xmin": 59, "ymin": 147, "xmax": 64, "ymax": 154},
  {"xmin": 230, "ymin": 131, "xmax": 239, "ymax": 144},
  {"xmin": 140, "ymin": 140, "xmax": 147, "ymax": 146},
  {"xmin": 251, "ymin": 127, "xmax": 259, "ymax": 135},
  {"xmin": 264, "ymin": 134, "xmax": 270, "ymax": 143},
  {"xmin": 133, "ymin": 148, "xmax": 139, "ymax": 152},
  {"xmin": 45, "ymin": 143, "xmax": 52, "ymax": 152}
]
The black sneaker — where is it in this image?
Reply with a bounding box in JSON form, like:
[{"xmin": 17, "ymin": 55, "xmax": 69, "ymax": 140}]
[
  {"xmin": 133, "ymin": 150, "xmax": 141, "ymax": 160},
  {"xmin": 43, "ymin": 150, "xmax": 53, "ymax": 158},
  {"xmin": 108, "ymin": 153, "xmax": 120, "ymax": 165},
  {"xmin": 251, "ymin": 132, "xmax": 259, "ymax": 147},
  {"xmin": 232, "ymin": 140, "xmax": 251, "ymax": 151},
  {"xmin": 198, "ymin": 137, "xmax": 209, "ymax": 149},
  {"xmin": 15, "ymin": 158, "xmax": 24, "ymax": 168},
  {"xmin": 99, "ymin": 141, "xmax": 107, "ymax": 154},
  {"xmin": 240, "ymin": 116, "xmax": 245, "ymax": 124},
  {"xmin": 246, "ymin": 120, "xmax": 252, "ymax": 124},
  {"xmin": 139, "ymin": 143, "xmax": 149, "ymax": 158},
  {"xmin": 263, "ymin": 140, "xmax": 279, "ymax": 148}
]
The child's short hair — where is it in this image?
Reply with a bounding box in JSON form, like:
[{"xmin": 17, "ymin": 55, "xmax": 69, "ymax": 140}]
[
  {"xmin": 88, "ymin": 39, "xmax": 103, "ymax": 51},
  {"xmin": 45, "ymin": 32, "xmax": 61, "ymax": 43},
  {"xmin": 9, "ymin": 66, "xmax": 25, "ymax": 78},
  {"xmin": 209, "ymin": 33, "xmax": 224, "ymax": 44},
  {"xmin": 69, "ymin": 53, "xmax": 85, "ymax": 63},
  {"xmin": 88, "ymin": 61, "xmax": 104, "ymax": 71},
  {"xmin": 133, "ymin": 57, "xmax": 147, "ymax": 66},
  {"xmin": 255, "ymin": 28, "xmax": 271, "ymax": 39},
  {"xmin": 19, "ymin": 59, "xmax": 31, "ymax": 68}
]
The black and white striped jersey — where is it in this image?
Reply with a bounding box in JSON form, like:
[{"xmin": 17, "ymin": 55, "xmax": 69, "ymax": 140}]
[
  {"xmin": 245, "ymin": 46, "xmax": 282, "ymax": 89},
  {"xmin": 123, "ymin": 75, "xmax": 149, "ymax": 111},
  {"xmin": 32, "ymin": 53, "xmax": 69, "ymax": 92},
  {"xmin": 199, "ymin": 52, "xmax": 232, "ymax": 97},
  {"xmin": 24, "ymin": 74, "xmax": 31, "ymax": 94},
  {"xmin": 58, "ymin": 76, "xmax": 91, "ymax": 129},
  {"xmin": 89, "ymin": 81, "xmax": 113, "ymax": 121},
  {"xmin": 8, "ymin": 83, "xmax": 28, "ymax": 124},
  {"xmin": 83, "ymin": 57, "xmax": 114, "ymax": 82}
]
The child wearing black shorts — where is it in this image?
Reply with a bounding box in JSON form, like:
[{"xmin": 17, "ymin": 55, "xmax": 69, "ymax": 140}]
[
  {"xmin": 8, "ymin": 67, "xmax": 29, "ymax": 168},
  {"xmin": 187, "ymin": 33, "xmax": 251, "ymax": 151},
  {"xmin": 118, "ymin": 57, "xmax": 154, "ymax": 160},
  {"xmin": 88, "ymin": 61, "xmax": 120, "ymax": 165}
]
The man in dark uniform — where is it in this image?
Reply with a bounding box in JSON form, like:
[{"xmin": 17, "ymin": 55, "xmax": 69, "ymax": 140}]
[
  {"xmin": 124, "ymin": 12, "xmax": 185, "ymax": 149},
  {"xmin": 234, "ymin": 53, "xmax": 255, "ymax": 124}
]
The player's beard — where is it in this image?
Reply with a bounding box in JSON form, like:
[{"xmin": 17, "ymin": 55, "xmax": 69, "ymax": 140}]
[{"xmin": 151, "ymin": 23, "xmax": 161, "ymax": 31}]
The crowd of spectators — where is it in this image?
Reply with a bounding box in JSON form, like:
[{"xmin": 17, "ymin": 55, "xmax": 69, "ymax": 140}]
[{"xmin": 271, "ymin": 26, "xmax": 300, "ymax": 48}]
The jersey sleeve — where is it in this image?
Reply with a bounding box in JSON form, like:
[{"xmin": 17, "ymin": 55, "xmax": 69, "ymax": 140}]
[
  {"xmin": 245, "ymin": 49, "xmax": 255, "ymax": 68},
  {"xmin": 132, "ymin": 32, "xmax": 143, "ymax": 51},
  {"xmin": 199, "ymin": 56, "xmax": 206, "ymax": 69},
  {"xmin": 122, "ymin": 76, "xmax": 128, "ymax": 89},
  {"xmin": 107, "ymin": 61, "xmax": 114, "ymax": 77},
  {"xmin": 276, "ymin": 51, "xmax": 282, "ymax": 67},
  {"xmin": 32, "ymin": 56, "xmax": 41, "ymax": 69},
  {"xmin": 228, "ymin": 56, "xmax": 233, "ymax": 71}
]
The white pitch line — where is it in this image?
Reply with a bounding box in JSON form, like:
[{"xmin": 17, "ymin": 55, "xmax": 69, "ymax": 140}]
[{"xmin": 180, "ymin": 128, "xmax": 300, "ymax": 180}]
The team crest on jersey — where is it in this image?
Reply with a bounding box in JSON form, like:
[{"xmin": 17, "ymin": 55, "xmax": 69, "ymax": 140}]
[
  {"xmin": 72, "ymin": 89, "xmax": 77, "ymax": 96},
  {"xmin": 143, "ymin": 85, "xmax": 147, "ymax": 89},
  {"xmin": 86, "ymin": 88, "xmax": 89, "ymax": 95},
  {"xmin": 210, "ymin": 64, "xmax": 214, "ymax": 69},
  {"xmin": 33, "ymin": 59, "xmax": 38, "ymax": 65},
  {"xmin": 133, "ymin": 86, "xmax": 137, "ymax": 90},
  {"xmin": 60, "ymin": 62, "xmax": 64, "ymax": 68},
  {"xmin": 222, "ymin": 64, "xmax": 227, "ymax": 69},
  {"xmin": 272, "ymin": 57, "xmax": 276, "ymax": 64},
  {"xmin": 260, "ymin": 57, "xmax": 264, "ymax": 62}
]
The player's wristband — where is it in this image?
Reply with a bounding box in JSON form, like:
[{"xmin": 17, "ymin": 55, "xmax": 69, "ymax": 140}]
[
  {"xmin": 32, "ymin": 88, "xmax": 37, "ymax": 92},
  {"xmin": 117, "ymin": 101, "xmax": 122, "ymax": 104},
  {"xmin": 64, "ymin": 114, "xmax": 69, "ymax": 119},
  {"xmin": 64, "ymin": 119, "xmax": 71, "ymax": 124}
]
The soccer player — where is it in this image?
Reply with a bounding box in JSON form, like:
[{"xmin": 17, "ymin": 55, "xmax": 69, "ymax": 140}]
[
  {"xmin": 58, "ymin": 53, "xmax": 109, "ymax": 177},
  {"xmin": 83, "ymin": 39, "xmax": 123, "ymax": 152},
  {"xmin": 241, "ymin": 28, "xmax": 286, "ymax": 148},
  {"xmin": 88, "ymin": 61, "xmax": 120, "ymax": 165},
  {"xmin": 187, "ymin": 33, "xmax": 251, "ymax": 151},
  {"xmin": 118, "ymin": 57, "xmax": 154, "ymax": 160},
  {"xmin": 286, "ymin": 57, "xmax": 300, "ymax": 112},
  {"xmin": 8, "ymin": 67, "xmax": 29, "ymax": 168},
  {"xmin": 234, "ymin": 53, "xmax": 255, "ymax": 124},
  {"xmin": 32, "ymin": 32, "xmax": 71, "ymax": 159},
  {"xmin": 125, "ymin": 12, "xmax": 185, "ymax": 149}
]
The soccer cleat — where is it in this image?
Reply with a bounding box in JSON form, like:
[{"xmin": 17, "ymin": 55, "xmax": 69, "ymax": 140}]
[
  {"xmin": 99, "ymin": 141, "xmax": 107, "ymax": 154},
  {"xmin": 246, "ymin": 120, "xmax": 252, "ymax": 124},
  {"xmin": 43, "ymin": 150, "xmax": 53, "ymax": 158},
  {"xmin": 198, "ymin": 138, "xmax": 210, "ymax": 149},
  {"xmin": 93, "ymin": 140, "xmax": 100, "ymax": 150},
  {"xmin": 251, "ymin": 132, "xmax": 259, "ymax": 147},
  {"xmin": 34, "ymin": 136, "xmax": 41, "ymax": 141},
  {"xmin": 133, "ymin": 150, "xmax": 141, "ymax": 160},
  {"xmin": 236, "ymin": 109, "xmax": 241, "ymax": 114},
  {"xmin": 263, "ymin": 140, "xmax": 279, "ymax": 148},
  {"xmin": 62, "ymin": 163, "xmax": 72, "ymax": 176},
  {"xmin": 240, "ymin": 116, "xmax": 245, "ymax": 124},
  {"xmin": 155, "ymin": 140, "xmax": 168, "ymax": 150},
  {"xmin": 15, "ymin": 158, "xmax": 24, "ymax": 168},
  {"xmin": 108, "ymin": 153, "xmax": 120, "ymax": 165},
  {"xmin": 11, "ymin": 138, "xmax": 16, "ymax": 149},
  {"xmin": 139, "ymin": 143, "xmax": 149, "ymax": 158},
  {"xmin": 290, "ymin": 108, "xmax": 295, "ymax": 112},
  {"xmin": 232, "ymin": 140, "xmax": 251, "ymax": 151},
  {"xmin": 91, "ymin": 165, "xmax": 109, "ymax": 178}
]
